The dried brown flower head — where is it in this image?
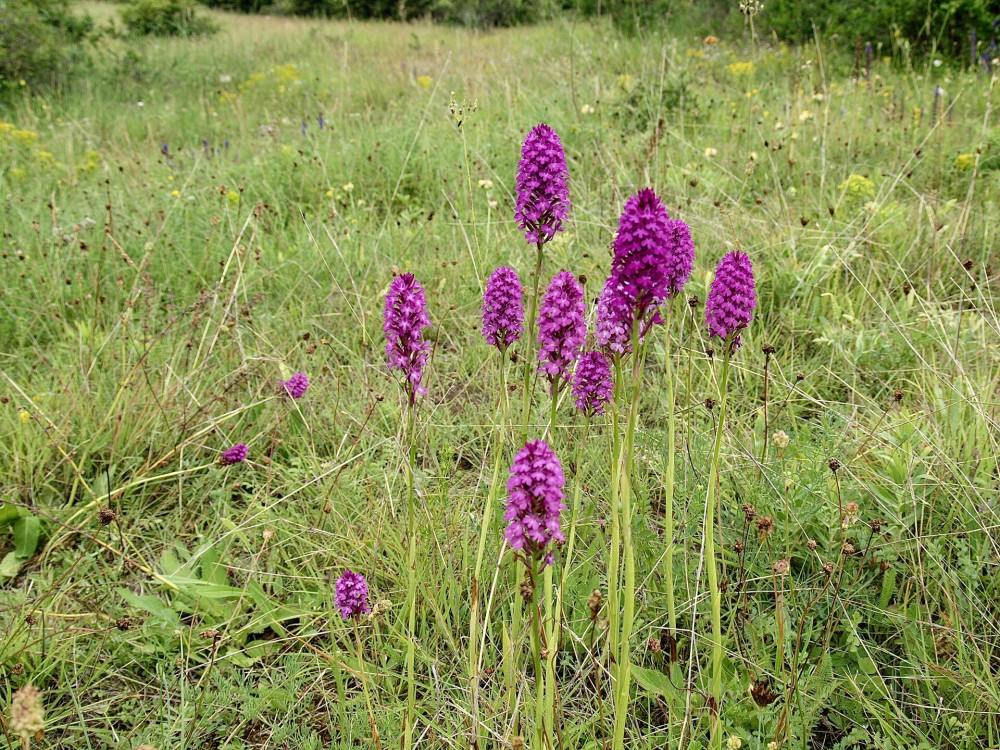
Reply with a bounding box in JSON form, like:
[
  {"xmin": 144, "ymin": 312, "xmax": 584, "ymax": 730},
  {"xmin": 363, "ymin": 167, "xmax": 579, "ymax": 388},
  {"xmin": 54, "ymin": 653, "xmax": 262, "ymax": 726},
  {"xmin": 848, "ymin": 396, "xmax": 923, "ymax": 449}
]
[
  {"xmin": 806, "ymin": 538, "xmax": 818, "ymax": 551},
  {"xmin": 742, "ymin": 503, "xmax": 757, "ymax": 522},
  {"xmin": 772, "ymin": 559, "xmax": 790, "ymax": 576},
  {"xmin": 821, "ymin": 561, "xmax": 836, "ymax": 577},
  {"xmin": 828, "ymin": 458, "xmax": 841, "ymax": 473},
  {"xmin": 892, "ymin": 389, "xmax": 904, "ymax": 403},
  {"xmin": 646, "ymin": 636, "xmax": 661, "ymax": 654},
  {"xmin": 842, "ymin": 542, "xmax": 855, "ymax": 556},
  {"xmin": 750, "ymin": 678, "xmax": 778, "ymax": 707},
  {"xmin": 587, "ymin": 589, "xmax": 603, "ymax": 621},
  {"xmin": 870, "ymin": 519, "xmax": 883, "ymax": 534},
  {"xmin": 705, "ymin": 397, "xmax": 717, "ymax": 410},
  {"xmin": 762, "ymin": 342, "xmax": 776, "ymax": 356},
  {"xmin": 755, "ymin": 515, "xmax": 774, "ymax": 539},
  {"xmin": 98, "ymin": 508, "xmax": 117, "ymax": 526}
]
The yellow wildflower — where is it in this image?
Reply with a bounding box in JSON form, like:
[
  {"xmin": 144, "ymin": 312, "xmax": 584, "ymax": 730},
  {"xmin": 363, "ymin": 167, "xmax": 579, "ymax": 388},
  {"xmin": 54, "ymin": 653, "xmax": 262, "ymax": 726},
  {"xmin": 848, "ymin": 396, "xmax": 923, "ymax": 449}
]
[
  {"xmin": 955, "ymin": 153, "xmax": 975, "ymax": 170},
  {"xmin": 838, "ymin": 174, "xmax": 875, "ymax": 198},
  {"xmin": 416, "ymin": 75, "xmax": 432, "ymax": 89},
  {"xmin": 726, "ymin": 61, "xmax": 755, "ymax": 77}
]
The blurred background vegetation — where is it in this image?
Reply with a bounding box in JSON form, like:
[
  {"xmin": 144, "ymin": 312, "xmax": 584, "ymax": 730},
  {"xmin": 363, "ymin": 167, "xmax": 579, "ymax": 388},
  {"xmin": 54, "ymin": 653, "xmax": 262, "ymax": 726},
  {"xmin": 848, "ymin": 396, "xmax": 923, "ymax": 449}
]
[{"xmin": 3, "ymin": 0, "xmax": 1000, "ymax": 91}]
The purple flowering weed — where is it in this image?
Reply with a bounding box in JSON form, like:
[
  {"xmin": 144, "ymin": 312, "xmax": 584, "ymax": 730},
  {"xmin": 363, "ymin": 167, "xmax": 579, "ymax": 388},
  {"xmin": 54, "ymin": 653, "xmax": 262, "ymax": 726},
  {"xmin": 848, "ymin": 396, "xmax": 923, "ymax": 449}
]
[
  {"xmin": 610, "ymin": 189, "xmax": 694, "ymax": 318},
  {"xmin": 504, "ymin": 440, "xmax": 566, "ymax": 566},
  {"xmin": 384, "ymin": 273, "xmax": 432, "ymax": 403},
  {"xmin": 572, "ymin": 351, "xmax": 614, "ymax": 417},
  {"xmin": 281, "ymin": 372, "xmax": 309, "ymax": 399},
  {"xmin": 537, "ymin": 271, "xmax": 586, "ymax": 387},
  {"xmin": 482, "ymin": 267, "xmax": 524, "ymax": 351},
  {"xmin": 705, "ymin": 250, "xmax": 756, "ymax": 348},
  {"xmin": 515, "ymin": 124, "xmax": 570, "ymax": 245},
  {"xmin": 219, "ymin": 443, "xmax": 248, "ymax": 466},
  {"xmin": 335, "ymin": 569, "xmax": 370, "ymax": 620}
]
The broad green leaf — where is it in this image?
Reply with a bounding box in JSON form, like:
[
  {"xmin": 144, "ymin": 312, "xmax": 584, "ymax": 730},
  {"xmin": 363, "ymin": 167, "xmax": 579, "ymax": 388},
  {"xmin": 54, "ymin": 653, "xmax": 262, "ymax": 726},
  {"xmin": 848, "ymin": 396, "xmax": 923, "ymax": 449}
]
[
  {"xmin": 13, "ymin": 516, "xmax": 41, "ymax": 559},
  {"xmin": 630, "ymin": 663, "xmax": 675, "ymax": 698},
  {"xmin": 0, "ymin": 503, "xmax": 21, "ymax": 526},
  {"xmin": 0, "ymin": 551, "xmax": 24, "ymax": 578}
]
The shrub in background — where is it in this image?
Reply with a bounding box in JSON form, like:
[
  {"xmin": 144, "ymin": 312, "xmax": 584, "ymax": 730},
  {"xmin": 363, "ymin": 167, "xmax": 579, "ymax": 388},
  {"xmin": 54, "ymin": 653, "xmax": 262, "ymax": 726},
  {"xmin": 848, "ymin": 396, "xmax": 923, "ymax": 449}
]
[
  {"xmin": 121, "ymin": 0, "xmax": 218, "ymax": 36},
  {"xmin": 0, "ymin": 0, "xmax": 93, "ymax": 89},
  {"xmin": 763, "ymin": 0, "xmax": 1000, "ymax": 59}
]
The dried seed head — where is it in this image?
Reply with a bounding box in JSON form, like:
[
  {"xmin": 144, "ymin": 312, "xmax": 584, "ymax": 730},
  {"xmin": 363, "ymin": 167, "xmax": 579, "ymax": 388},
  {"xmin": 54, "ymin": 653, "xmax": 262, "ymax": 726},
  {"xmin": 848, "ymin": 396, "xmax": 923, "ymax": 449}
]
[
  {"xmin": 587, "ymin": 589, "xmax": 603, "ymax": 621},
  {"xmin": 755, "ymin": 515, "xmax": 774, "ymax": 539},
  {"xmin": 98, "ymin": 508, "xmax": 116, "ymax": 526},
  {"xmin": 646, "ymin": 636, "xmax": 661, "ymax": 654},
  {"xmin": 688, "ymin": 295, "xmax": 700, "ymax": 308},
  {"xmin": 828, "ymin": 458, "xmax": 841, "ymax": 473},
  {"xmin": 116, "ymin": 617, "xmax": 135, "ymax": 632},
  {"xmin": 750, "ymin": 678, "xmax": 778, "ymax": 707},
  {"xmin": 796, "ymin": 371, "xmax": 805, "ymax": 381},
  {"xmin": 200, "ymin": 628, "xmax": 220, "ymax": 640},
  {"xmin": 519, "ymin": 571, "xmax": 535, "ymax": 604},
  {"xmin": 742, "ymin": 503, "xmax": 757, "ymax": 522},
  {"xmin": 705, "ymin": 346, "xmax": 715, "ymax": 359},
  {"xmin": 512, "ymin": 737, "xmax": 525, "ymax": 750},
  {"xmin": 733, "ymin": 539, "xmax": 744, "ymax": 554},
  {"xmin": 879, "ymin": 560, "xmax": 890, "ymax": 573},
  {"xmin": 892, "ymin": 389, "xmax": 904, "ymax": 403},
  {"xmin": 806, "ymin": 538, "xmax": 818, "ymax": 551},
  {"xmin": 870, "ymin": 518, "xmax": 883, "ymax": 533},
  {"xmin": 842, "ymin": 542, "xmax": 856, "ymax": 556},
  {"xmin": 762, "ymin": 342, "xmax": 775, "ymax": 355},
  {"xmin": 772, "ymin": 430, "xmax": 790, "ymax": 449},
  {"xmin": 9, "ymin": 684, "xmax": 44, "ymax": 742},
  {"xmin": 962, "ymin": 258, "xmax": 974, "ymax": 271},
  {"xmin": 704, "ymin": 397, "xmax": 717, "ymax": 410},
  {"xmin": 719, "ymin": 577, "xmax": 729, "ymax": 594},
  {"xmin": 772, "ymin": 559, "xmax": 790, "ymax": 576},
  {"xmin": 821, "ymin": 561, "xmax": 836, "ymax": 577},
  {"xmin": 11, "ymin": 664, "xmax": 24, "ymax": 676}
]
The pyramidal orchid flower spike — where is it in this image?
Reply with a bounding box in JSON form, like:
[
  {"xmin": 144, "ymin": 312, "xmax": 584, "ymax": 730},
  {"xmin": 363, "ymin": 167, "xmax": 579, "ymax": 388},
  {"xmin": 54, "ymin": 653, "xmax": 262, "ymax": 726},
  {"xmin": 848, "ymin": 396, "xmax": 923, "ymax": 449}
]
[
  {"xmin": 705, "ymin": 250, "xmax": 757, "ymax": 351},
  {"xmin": 335, "ymin": 569, "xmax": 370, "ymax": 620},
  {"xmin": 610, "ymin": 188, "xmax": 694, "ymax": 320},
  {"xmin": 281, "ymin": 372, "xmax": 309, "ymax": 399},
  {"xmin": 219, "ymin": 443, "xmax": 247, "ymax": 466},
  {"xmin": 537, "ymin": 271, "xmax": 586, "ymax": 388},
  {"xmin": 572, "ymin": 351, "xmax": 614, "ymax": 417},
  {"xmin": 504, "ymin": 440, "xmax": 566, "ymax": 567},
  {"xmin": 515, "ymin": 124, "xmax": 570, "ymax": 245},
  {"xmin": 595, "ymin": 276, "xmax": 634, "ymax": 357},
  {"xmin": 384, "ymin": 273, "xmax": 431, "ymax": 404},
  {"xmin": 482, "ymin": 266, "xmax": 524, "ymax": 351}
]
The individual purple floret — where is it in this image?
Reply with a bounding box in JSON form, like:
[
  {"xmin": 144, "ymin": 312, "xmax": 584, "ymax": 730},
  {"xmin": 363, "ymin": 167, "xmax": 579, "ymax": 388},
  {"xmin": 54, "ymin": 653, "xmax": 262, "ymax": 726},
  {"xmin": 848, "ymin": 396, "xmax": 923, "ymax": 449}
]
[
  {"xmin": 282, "ymin": 372, "xmax": 309, "ymax": 399},
  {"xmin": 537, "ymin": 271, "xmax": 586, "ymax": 388},
  {"xmin": 705, "ymin": 250, "xmax": 756, "ymax": 349},
  {"xmin": 219, "ymin": 443, "xmax": 248, "ymax": 466},
  {"xmin": 482, "ymin": 267, "xmax": 524, "ymax": 351},
  {"xmin": 335, "ymin": 569, "xmax": 370, "ymax": 620},
  {"xmin": 384, "ymin": 273, "xmax": 432, "ymax": 404},
  {"xmin": 572, "ymin": 351, "xmax": 614, "ymax": 417},
  {"xmin": 515, "ymin": 124, "xmax": 570, "ymax": 245},
  {"xmin": 610, "ymin": 189, "xmax": 694, "ymax": 319},
  {"xmin": 504, "ymin": 440, "xmax": 566, "ymax": 566}
]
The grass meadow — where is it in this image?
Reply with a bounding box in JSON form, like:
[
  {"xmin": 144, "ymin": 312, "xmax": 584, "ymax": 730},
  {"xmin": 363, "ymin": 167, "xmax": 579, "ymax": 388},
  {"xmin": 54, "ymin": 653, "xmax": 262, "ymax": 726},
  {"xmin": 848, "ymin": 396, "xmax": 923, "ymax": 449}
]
[{"xmin": 2, "ymin": 6, "xmax": 1000, "ymax": 749}]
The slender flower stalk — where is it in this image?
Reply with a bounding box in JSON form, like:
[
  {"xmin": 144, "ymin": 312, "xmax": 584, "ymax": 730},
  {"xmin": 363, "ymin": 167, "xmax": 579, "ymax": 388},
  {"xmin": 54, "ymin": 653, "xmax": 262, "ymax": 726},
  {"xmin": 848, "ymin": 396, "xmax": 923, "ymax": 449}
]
[
  {"xmin": 336, "ymin": 570, "xmax": 380, "ymax": 750},
  {"xmin": 384, "ymin": 273, "xmax": 431, "ymax": 750},
  {"xmin": 702, "ymin": 250, "xmax": 756, "ymax": 748},
  {"xmin": 470, "ymin": 272, "xmax": 522, "ymax": 745},
  {"xmin": 505, "ymin": 439, "xmax": 566, "ymax": 749},
  {"xmin": 608, "ymin": 193, "xmax": 695, "ymax": 750},
  {"xmin": 515, "ymin": 124, "xmax": 570, "ymax": 440}
]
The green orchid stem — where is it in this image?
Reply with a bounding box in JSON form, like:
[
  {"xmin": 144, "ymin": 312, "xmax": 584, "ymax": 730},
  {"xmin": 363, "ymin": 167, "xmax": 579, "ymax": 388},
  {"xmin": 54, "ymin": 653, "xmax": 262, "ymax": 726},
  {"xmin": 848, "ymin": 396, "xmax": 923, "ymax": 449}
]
[
  {"xmin": 403, "ymin": 401, "xmax": 418, "ymax": 750},
  {"xmin": 353, "ymin": 618, "xmax": 382, "ymax": 750},
  {"xmin": 612, "ymin": 321, "xmax": 648, "ymax": 750},
  {"xmin": 520, "ymin": 241, "xmax": 545, "ymax": 441},
  {"xmin": 527, "ymin": 555, "xmax": 552, "ymax": 750},
  {"xmin": 662, "ymin": 299, "xmax": 679, "ymax": 638},
  {"xmin": 704, "ymin": 344, "xmax": 733, "ymax": 749},
  {"xmin": 469, "ymin": 354, "xmax": 509, "ymax": 746}
]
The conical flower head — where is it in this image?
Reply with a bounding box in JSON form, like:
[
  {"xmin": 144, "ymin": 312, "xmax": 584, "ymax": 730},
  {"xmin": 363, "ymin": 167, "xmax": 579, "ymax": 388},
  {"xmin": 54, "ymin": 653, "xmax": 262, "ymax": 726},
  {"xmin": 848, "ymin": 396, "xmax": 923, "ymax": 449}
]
[
  {"xmin": 572, "ymin": 351, "xmax": 614, "ymax": 417},
  {"xmin": 537, "ymin": 271, "xmax": 586, "ymax": 387},
  {"xmin": 504, "ymin": 440, "xmax": 566, "ymax": 566},
  {"xmin": 595, "ymin": 276, "xmax": 634, "ymax": 356},
  {"xmin": 9, "ymin": 684, "xmax": 44, "ymax": 742},
  {"xmin": 335, "ymin": 569, "xmax": 370, "ymax": 620},
  {"xmin": 281, "ymin": 372, "xmax": 309, "ymax": 399},
  {"xmin": 384, "ymin": 273, "xmax": 432, "ymax": 402},
  {"xmin": 482, "ymin": 266, "xmax": 524, "ymax": 351},
  {"xmin": 610, "ymin": 189, "xmax": 693, "ymax": 317},
  {"xmin": 219, "ymin": 443, "xmax": 248, "ymax": 466},
  {"xmin": 515, "ymin": 124, "xmax": 570, "ymax": 245},
  {"xmin": 705, "ymin": 250, "xmax": 756, "ymax": 347}
]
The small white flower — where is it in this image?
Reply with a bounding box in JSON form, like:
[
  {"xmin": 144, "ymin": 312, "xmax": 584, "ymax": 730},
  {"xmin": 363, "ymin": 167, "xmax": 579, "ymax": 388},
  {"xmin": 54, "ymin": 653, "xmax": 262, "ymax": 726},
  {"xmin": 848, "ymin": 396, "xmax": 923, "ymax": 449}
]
[
  {"xmin": 220, "ymin": 74, "xmax": 232, "ymax": 83},
  {"xmin": 933, "ymin": 59, "xmax": 943, "ymax": 67},
  {"xmin": 704, "ymin": 147, "xmax": 718, "ymax": 157},
  {"xmin": 726, "ymin": 736, "xmax": 743, "ymax": 750},
  {"xmin": 137, "ymin": 101, "xmax": 145, "ymax": 107}
]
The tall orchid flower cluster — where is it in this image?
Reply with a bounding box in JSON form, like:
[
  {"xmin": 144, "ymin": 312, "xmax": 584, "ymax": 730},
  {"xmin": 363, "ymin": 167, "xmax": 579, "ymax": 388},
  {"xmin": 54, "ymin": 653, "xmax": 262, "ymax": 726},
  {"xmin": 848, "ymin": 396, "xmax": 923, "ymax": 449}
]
[{"xmin": 383, "ymin": 122, "xmax": 758, "ymax": 750}]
